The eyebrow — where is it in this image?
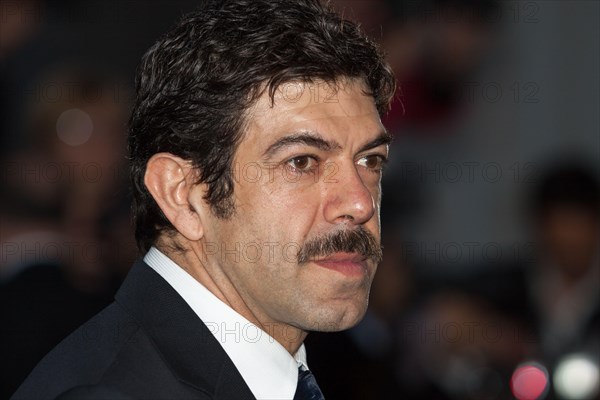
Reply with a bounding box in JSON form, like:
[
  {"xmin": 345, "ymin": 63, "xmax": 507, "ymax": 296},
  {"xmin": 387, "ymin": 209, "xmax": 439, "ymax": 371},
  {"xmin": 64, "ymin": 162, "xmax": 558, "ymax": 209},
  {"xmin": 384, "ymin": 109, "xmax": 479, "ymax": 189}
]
[
  {"xmin": 262, "ymin": 129, "xmax": 392, "ymax": 159},
  {"xmin": 262, "ymin": 131, "xmax": 342, "ymax": 158},
  {"xmin": 356, "ymin": 130, "xmax": 393, "ymax": 154}
]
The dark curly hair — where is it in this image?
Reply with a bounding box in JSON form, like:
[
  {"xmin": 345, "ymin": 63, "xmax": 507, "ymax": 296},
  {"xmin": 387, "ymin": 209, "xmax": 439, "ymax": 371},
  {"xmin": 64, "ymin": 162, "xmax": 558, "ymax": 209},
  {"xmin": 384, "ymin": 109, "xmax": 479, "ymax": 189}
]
[{"xmin": 129, "ymin": 0, "xmax": 396, "ymax": 253}]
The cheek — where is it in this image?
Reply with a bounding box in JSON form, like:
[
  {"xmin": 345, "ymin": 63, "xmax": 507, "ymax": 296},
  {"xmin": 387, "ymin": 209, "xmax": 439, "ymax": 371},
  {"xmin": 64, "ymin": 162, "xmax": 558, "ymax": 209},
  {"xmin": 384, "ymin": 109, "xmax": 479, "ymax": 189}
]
[
  {"xmin": 227, "ymin": 182, "xmax": 318, "ymax": 265},
  {"xmin": 250, "ymin": 175, "xmax": 321, "ymax": 226}
]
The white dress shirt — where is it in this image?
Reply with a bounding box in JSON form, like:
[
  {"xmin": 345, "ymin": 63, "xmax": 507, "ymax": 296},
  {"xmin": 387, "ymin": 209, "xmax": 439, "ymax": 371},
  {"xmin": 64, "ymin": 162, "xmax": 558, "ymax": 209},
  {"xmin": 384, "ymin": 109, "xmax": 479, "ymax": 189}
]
[{"xmin": 144, "ymin": 247, "xmax": 307, "ymax": 400}]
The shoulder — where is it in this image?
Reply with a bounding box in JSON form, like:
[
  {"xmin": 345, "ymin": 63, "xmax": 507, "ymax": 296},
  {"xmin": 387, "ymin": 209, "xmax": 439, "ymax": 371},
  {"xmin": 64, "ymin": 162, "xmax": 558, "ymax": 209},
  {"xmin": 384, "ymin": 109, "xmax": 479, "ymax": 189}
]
[
  {"xmin": 12, "ymin": 302, "xmax": 141, "ymax": 399},
  {"xmin": 12, "ymin": 301, "xmax": 215, "ymax": 400}
]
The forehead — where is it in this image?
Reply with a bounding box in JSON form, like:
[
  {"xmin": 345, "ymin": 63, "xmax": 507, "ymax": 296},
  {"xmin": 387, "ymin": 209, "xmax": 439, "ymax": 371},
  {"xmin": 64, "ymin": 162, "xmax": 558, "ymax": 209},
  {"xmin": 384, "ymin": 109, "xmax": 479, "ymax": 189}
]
[{"xmin": 241, "ymin": 79, "xmax": 383, "ymax": 152}]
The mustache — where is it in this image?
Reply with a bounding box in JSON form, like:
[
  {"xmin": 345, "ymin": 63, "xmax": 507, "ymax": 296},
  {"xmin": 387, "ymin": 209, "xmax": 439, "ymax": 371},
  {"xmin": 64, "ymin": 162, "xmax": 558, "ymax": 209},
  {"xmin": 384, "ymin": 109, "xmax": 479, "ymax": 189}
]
[{"xmin": 297, "ymin": 226, "xmax": 383, "ymax": 265}]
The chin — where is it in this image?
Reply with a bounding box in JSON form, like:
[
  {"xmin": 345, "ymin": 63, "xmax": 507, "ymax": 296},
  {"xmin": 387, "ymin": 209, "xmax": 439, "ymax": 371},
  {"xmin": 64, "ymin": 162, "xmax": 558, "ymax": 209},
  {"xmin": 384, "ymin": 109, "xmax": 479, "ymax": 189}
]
[{"xmin": 305, "ymin": 301, "xmax": 369, "ymax": 332}]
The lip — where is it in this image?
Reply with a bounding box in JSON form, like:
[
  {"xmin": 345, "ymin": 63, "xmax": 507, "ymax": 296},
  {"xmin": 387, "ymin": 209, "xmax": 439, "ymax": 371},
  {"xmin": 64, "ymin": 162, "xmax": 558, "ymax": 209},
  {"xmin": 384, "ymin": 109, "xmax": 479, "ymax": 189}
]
[{"xmin": 311, "ymin": 252, "xmax": 368, "ymax": 277}]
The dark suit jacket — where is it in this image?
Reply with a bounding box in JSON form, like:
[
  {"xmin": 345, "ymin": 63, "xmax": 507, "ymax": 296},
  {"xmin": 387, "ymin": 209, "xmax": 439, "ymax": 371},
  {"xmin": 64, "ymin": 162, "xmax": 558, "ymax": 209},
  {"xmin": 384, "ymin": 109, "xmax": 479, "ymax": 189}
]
[{"xmin": 12, "ymin": 260, "xmax": 256, "ymax": 400}]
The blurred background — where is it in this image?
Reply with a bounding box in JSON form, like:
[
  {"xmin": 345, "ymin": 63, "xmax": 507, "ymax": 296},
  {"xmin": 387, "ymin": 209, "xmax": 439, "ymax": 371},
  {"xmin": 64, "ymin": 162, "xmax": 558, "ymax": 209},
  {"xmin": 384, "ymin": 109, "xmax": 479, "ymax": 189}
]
[{"xmin": 0, "ymin": 0, "xmax": 598, "ymax": 399}]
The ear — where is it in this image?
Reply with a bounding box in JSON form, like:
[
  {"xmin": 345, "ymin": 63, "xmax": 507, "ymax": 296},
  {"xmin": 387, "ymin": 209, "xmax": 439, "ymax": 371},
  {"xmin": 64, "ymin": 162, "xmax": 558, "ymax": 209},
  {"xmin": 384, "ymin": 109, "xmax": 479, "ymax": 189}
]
[{"xmin": 144, "ymin": 153, "xmax": 206, "ymax": 242}]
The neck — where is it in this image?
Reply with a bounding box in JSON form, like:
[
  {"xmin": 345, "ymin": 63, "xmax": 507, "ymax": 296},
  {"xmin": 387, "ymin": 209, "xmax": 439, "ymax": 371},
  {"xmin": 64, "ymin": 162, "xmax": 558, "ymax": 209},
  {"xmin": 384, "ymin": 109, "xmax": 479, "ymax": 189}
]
[{"xmin": 161, "ymin": 244, "xmax": 307, "ymax": 354}]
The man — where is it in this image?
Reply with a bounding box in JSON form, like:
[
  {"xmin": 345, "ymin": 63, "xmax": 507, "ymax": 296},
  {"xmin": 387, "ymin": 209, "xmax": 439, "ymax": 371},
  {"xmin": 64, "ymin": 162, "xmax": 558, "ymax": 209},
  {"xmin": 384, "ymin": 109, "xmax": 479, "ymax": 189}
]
[{"xmin": 13, "ymin": 0, "xmax": 395, "ymax": 398}]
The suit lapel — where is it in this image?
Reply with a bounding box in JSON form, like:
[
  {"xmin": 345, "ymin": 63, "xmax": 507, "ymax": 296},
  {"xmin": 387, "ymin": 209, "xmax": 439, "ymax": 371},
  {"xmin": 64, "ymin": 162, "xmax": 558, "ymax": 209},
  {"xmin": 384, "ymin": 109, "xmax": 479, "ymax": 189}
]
[{"xmin": 115, "ymin": 260, "xmax": 255, "ymax": 400}]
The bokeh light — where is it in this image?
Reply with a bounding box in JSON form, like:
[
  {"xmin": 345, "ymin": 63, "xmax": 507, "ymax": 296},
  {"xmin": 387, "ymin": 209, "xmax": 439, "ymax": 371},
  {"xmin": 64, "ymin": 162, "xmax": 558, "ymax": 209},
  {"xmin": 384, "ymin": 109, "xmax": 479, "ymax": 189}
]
[
  {"xmin": 554, "ymin": 353, "xmax": 599, "ymax": 400},
  {"xmin": 510, "ymin": 362, "xmax": 549, "ymax": 400},
  {"xmin": 56, "ymin": 108, "xmax": 93, "ymax": 146}
]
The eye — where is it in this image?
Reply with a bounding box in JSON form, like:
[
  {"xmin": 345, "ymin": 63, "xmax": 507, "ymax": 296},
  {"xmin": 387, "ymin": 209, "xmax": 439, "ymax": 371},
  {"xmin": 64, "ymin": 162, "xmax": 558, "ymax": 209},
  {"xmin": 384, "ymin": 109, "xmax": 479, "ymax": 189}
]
[
  {"xmin": 356, "ymin": 154, "xmax": 387, "ymax": 171},
  {"xmin": 286, "ymin": 155, "xmax": 318, "ymax": 172}
]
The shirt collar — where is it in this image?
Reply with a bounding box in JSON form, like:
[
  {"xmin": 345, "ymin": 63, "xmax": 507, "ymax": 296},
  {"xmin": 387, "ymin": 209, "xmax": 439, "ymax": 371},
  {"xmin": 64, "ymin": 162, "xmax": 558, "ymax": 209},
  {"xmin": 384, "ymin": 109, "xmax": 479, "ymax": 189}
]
[{"xmin": 144, "ymin": 247, "xmax": 306, "ymax": 399}]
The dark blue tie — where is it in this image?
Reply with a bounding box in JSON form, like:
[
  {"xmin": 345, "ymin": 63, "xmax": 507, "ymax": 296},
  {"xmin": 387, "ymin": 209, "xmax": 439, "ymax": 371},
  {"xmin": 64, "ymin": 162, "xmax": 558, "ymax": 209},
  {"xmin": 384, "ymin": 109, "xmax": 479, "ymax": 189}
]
[{"xmin": 294, "ymin": 366, "xmax": 325, "ymax": 400}]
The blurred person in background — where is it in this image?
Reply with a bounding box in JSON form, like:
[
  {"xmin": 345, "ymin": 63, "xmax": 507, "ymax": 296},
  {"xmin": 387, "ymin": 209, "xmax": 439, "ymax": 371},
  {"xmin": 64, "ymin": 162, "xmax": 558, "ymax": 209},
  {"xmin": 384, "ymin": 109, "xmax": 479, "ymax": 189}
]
[
  {"xmin": 0, "ymin": 71, "xmax": 134, "ymax": 398},
  {"xmin": 527, "ymin": 163, "xmax": 600, "ymax": 365},
  {"xmin": 0, "ymin": 0, "xmax": 41, "ymax": 61},
  {"xmin": 382, "ymin": 0, "xmax": 500, "ymax": 133},
  {"xmin": 394, "ymin": 286, "xmax": 531, "ymax": 399},
  {"xmin": 390, "ymin": 161, "xmax": 600, "ymax": 399}
]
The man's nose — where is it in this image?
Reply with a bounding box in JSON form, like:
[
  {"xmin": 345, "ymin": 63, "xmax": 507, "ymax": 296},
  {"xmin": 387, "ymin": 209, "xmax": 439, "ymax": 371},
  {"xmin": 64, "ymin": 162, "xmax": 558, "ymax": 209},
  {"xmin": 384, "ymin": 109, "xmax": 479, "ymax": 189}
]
[{"xmin": 322, "ymin": 162, "xmax": 376, "ymax": 225}]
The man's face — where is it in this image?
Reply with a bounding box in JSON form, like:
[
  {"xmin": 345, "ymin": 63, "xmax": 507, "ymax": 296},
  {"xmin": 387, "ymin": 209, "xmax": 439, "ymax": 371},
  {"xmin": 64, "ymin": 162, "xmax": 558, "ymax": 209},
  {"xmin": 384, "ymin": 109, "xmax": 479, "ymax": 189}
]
[{"xmin": 198, "ymin": 79, "xmax": 389, "ymax": 334}]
